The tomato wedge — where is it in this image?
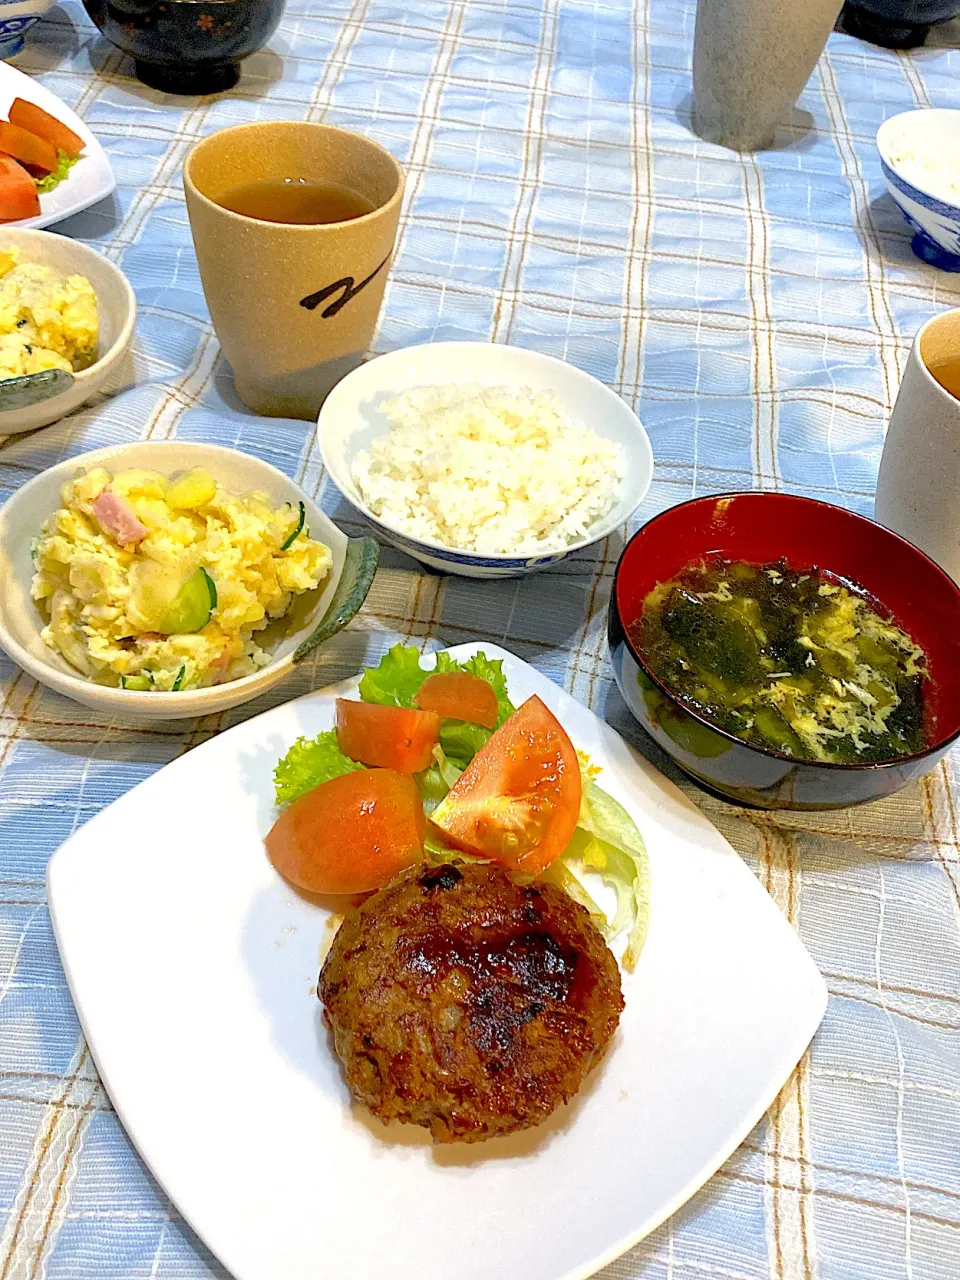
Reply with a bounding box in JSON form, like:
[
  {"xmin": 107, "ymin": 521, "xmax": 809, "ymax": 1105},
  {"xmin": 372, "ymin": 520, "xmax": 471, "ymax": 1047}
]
[
  {"xmin": 266, "ymin": 769, "xmax": 425, "ymax": 895},
  {"xmin": 8, "ymin": 99, "xmax": 84, "ymax": 159},
  {"xmin": 0, "ymin": 156, "xmax": 40, "ymax": 222},
  {"xmin": 0, "ymin": 122, "xmax": 57, "ymax": 174},
  {"xmin": 336, "ymin": 699, "xmax": 439, "ymax": 773},
  {"xmin": 415, "ymin": 670, "xmax": 499, "ymax": 729},
  {"xmin": 430, "ymin": 695, "xmax": 581, "ymax": 874}
]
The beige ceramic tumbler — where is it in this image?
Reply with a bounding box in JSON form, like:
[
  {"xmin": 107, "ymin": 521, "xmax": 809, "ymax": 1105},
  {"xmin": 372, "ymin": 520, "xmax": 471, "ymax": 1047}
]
[
  {"xmin": 183, "ymin": 122, "xmax": 404, "ymax": 419},
  {"xmin": 875, "ymin": 308, "xmax": 960, "ymax": 584},
  {"xmin": 692, "ymin": 0, "xmax": 844, "ymax": 151}
]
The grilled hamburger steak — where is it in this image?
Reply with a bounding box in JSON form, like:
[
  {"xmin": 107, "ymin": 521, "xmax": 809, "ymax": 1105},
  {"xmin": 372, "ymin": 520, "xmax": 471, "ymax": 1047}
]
[{"xmin": 319, "ymin": 861, "xmax": 623, "ymax": 1143}]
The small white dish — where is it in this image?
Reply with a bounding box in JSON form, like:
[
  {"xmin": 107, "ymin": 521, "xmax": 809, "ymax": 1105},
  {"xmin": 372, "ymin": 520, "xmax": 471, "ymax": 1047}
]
[
  {"xmin": 0, "ymin": 227, "xmax": 135, "ymax": 433},
  {"xmin": 0, "ymin": 440, "xmax": 378, "ymax": 720},
  {"xmin": 877, "ymin": 108, "xmax": 960, "ymax": 272},
  {"xmin": 0, "ymin": 60, "xmax": 115, "ymax": 229},
  {"xmin": 47, "ymin": 643, "xmax": 827, "ymax": 1280},
  {"xmin": 0, "ymin": 0, "xmax": 54, "ymax": 59},
  {"xmin": 317, "ymin": 342, "xmax": 653, "ymax": 578}
]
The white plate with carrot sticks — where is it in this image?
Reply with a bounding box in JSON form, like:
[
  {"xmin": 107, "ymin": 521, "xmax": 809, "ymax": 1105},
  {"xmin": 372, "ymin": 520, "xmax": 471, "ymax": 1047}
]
[{"xmin": 0, "ymin": 62, "xmax": 114, "ymax": 229}]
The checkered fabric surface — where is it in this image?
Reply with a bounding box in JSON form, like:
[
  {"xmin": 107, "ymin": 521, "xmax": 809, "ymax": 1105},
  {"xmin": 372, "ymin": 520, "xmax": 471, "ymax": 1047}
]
[{"xmin": 0, "ymin": 1, "xmax": 958, "ymax": 1276}]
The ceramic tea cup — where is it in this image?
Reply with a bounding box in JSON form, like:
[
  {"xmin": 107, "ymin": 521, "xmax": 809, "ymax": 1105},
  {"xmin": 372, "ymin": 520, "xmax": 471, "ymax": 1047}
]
[
  {"xmin": 183, "ymin": 122, "xmax": 404, "ymax": 421},
  {"xmin": 875, "ymin": 307, "xmax": 960, "ymax": 582}
]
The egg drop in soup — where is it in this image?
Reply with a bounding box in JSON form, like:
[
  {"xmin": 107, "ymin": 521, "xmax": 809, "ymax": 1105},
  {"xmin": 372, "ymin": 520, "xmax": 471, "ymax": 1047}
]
[{"xmin": 629, "ymin": 558, "xmax": 930, "ymax": 764}]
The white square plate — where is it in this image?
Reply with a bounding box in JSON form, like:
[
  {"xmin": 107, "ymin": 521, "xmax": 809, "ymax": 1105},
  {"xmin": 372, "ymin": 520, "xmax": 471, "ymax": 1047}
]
[
  {"xmin": 0, "ymin": 62, "xmax": 115, "ymax": 229},
  {"xmin": 48, "ymin": 645, "xmax": 827, "ymax": 1280}
]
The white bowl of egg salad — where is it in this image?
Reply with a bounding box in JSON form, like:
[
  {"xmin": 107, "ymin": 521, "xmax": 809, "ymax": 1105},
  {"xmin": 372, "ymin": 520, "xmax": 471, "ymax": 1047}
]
[
  {"xmin": 0, "ymin": 228, "xmax": 135, "ymax": 435},
  {"xmin": 0, "ymin": 441, "xmax": 379, "ymax": 720}
]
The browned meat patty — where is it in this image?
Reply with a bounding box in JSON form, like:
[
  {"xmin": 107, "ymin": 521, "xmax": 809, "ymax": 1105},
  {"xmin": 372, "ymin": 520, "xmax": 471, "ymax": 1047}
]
[{"xmin": 319, "ymin": 861, "xmax": 623, "ymax": 1143}]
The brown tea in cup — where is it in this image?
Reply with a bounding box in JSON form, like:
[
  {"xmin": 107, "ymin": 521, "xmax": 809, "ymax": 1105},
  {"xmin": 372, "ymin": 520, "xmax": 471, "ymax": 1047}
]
[
  {"xmin": 216, "ymin": 179, "xmax": 377, "ymax": 226},
  {"xmin": 925, "ymin": 356, "xmax": 960, "ymax": 401},
  {"xmin": 920, "ymin": 313, "xmax": 960, "ymax": 401}
]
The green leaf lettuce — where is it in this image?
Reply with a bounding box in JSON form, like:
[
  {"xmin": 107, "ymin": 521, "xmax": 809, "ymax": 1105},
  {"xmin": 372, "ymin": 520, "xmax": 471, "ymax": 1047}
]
[
  {"xmin": 35, "ymin": 150, "xmax": 79, "ymax": 195},
  {"xmin": 356, "ymin": 643, "xmax": 429, "ymax": 707},
  {"xmin": 358, "ymin": 645, "xmax": 517, "ymax": 766},
  {"xmin": 273, "ymin": 729, "xmax": 365, "ymax": 807}
]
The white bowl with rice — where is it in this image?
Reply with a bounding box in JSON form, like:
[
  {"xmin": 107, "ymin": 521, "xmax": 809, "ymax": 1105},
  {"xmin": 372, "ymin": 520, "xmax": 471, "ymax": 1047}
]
[
  {"xmin": 877, "ymin": 108, "xmax": 960, "ymax": 272},
  {"xmin": 316, "ymin": 342, "xmax": 653, "ymax": 578}
]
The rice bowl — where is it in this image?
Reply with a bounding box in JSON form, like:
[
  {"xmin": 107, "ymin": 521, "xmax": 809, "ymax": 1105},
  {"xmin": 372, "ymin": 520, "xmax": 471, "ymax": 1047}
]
[
  {"xmin": 317, "ymin": 341, "xmax": 654, "ymax": 579},
  {"xmin": 876, "ymin": 108, "xmax": 960, "ymax": 272}
]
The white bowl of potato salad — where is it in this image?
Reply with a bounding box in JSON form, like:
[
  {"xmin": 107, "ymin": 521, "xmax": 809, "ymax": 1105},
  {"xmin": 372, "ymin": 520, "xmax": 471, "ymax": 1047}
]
[
  {"xmin": 0, "ymin": 442, "xmax": 379, "ymax": 719},
  {"xmin": 0, "ymin": 227, "xmax": 135, "ymax": 432},
  {"xmin": 0, "ymin": 228, "xmax": 135, "ymax": 435}
]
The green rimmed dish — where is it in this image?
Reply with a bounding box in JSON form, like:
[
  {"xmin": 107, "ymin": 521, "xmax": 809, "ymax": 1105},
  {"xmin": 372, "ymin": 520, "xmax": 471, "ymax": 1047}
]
[{"xmin": 0, "ymin": 441, "xmax": 378, "ymax": 721}]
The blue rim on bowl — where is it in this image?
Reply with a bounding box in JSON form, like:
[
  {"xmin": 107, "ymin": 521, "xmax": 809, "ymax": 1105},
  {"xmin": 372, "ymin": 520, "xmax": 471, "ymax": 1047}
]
[{"xmin": 0, "ymin": 3, "xmax": 51, "ymax": 59}]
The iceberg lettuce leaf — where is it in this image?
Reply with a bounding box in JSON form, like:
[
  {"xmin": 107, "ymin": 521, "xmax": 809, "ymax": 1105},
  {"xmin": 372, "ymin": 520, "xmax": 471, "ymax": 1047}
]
[{"xmin": 560, "ymin": 779, "xmax": 652, "ymax": 970}]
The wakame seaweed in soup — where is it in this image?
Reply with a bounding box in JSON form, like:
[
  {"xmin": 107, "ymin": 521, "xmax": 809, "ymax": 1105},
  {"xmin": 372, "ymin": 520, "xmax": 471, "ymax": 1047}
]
[{"xmin": 630, "ymin": 559, "xmax": 929, "ymax": 764}]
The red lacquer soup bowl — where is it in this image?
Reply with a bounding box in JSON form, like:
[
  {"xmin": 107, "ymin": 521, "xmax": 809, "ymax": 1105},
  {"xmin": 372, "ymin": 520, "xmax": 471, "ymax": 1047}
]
[{"xmin": 608, "ymin": 492, "xmax": 960, "ymax": 810}]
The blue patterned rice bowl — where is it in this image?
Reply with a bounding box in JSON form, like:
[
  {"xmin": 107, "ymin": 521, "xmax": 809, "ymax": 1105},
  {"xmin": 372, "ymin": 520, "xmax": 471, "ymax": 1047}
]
[{"xmin": 877, "ymin": 108, "xmax": 960, "ymax": 273}]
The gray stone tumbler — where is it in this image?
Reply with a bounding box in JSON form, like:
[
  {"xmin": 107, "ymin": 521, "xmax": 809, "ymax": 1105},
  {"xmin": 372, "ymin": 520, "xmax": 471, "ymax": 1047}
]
[{"xmin": 692, "ymin": 0, "xmax": 845, "ymax": 151}]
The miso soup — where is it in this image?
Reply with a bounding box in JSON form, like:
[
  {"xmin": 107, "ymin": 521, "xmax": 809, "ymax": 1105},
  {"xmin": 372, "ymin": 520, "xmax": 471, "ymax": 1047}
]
[{"xmin": 629, "ymin": 558, "xmax": 929, "ymax": 764}]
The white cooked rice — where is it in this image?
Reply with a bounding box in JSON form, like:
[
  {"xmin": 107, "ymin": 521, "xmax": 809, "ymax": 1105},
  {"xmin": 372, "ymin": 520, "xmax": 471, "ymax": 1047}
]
[
  {"xmin": 887, "ymin": 143, "xmax": 960, "ymax": 205},
  {"xmin": 351, "ymin": 384, "xmax": 625, "ymax": 556}
]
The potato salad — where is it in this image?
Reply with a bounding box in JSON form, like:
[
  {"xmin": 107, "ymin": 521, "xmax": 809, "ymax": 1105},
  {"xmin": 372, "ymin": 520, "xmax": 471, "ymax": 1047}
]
[
  {"xmin": 0, "ymin": 246, "xmax": 98, "ymax": 379},
  {"xmin": 31, "ymin": 466, "xmax": 332, "ymax": 692}
]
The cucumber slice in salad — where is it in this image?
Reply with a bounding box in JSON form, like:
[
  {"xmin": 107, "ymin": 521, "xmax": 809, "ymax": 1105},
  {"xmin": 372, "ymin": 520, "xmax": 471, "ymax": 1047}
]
[
  {"xmin": 157, "ymin": 568, "xmax": 217, "ymax": 636},
  {"xmin": 121, "ymin": 674, "xmax": 152, "ymax": 692},
  {"xmin": 281, "ymin": 502, "xmax": 305, "ymax": 551}
]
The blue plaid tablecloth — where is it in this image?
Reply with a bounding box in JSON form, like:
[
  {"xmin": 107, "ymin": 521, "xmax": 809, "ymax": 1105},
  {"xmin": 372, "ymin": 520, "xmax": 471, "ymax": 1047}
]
[{"xmin": 1, "ymin": 2, "xmax": 959, "ymax": 1277}]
